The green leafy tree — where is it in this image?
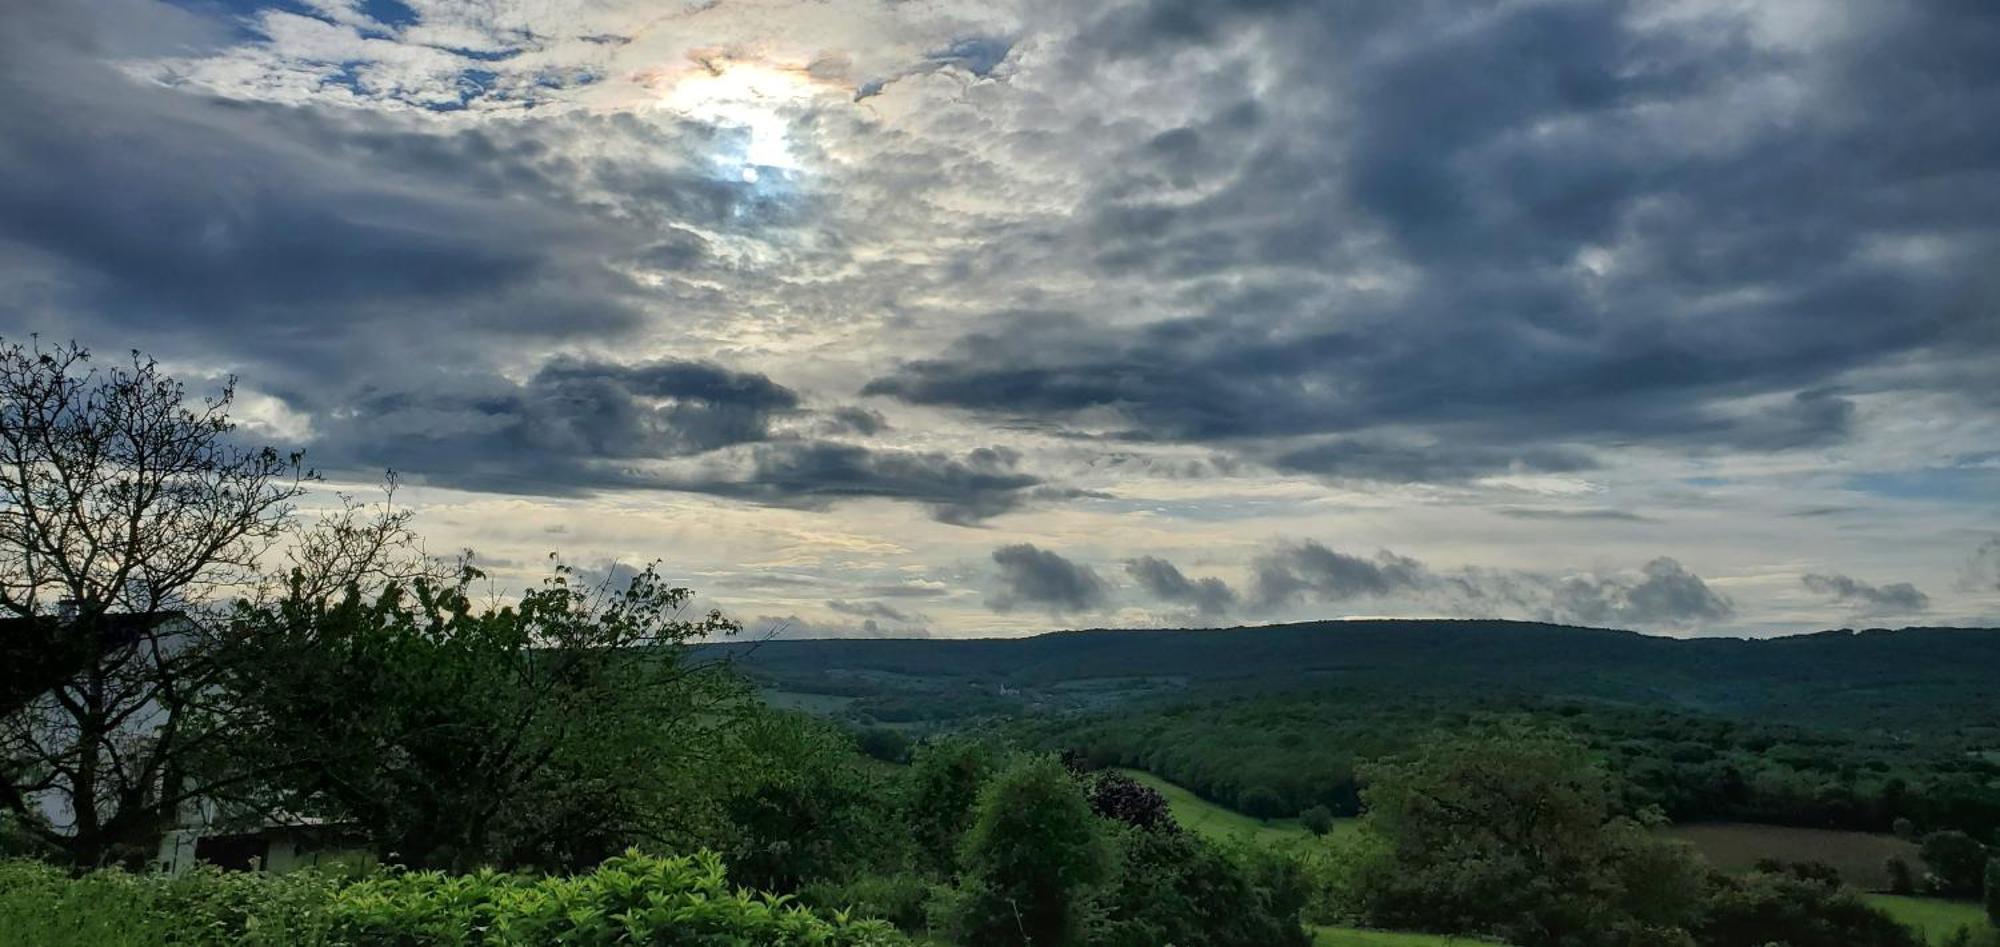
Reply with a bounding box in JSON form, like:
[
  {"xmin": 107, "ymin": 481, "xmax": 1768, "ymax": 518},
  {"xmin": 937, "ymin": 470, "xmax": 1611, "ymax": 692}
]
[
  {"xmin": 952, "ymin": 754, "xmax": 1109, "ymax": 947},
  {"xmin": 1348, "ymin": 725, "xmax": 1709, "ymax": 947},
  {"xmin": 1300, "ymin": 804, "xmax": 1335, "ymax": 836},
  {"xmin": 904, "ymin": 737, "xmax": 997, "ymax": 876},
  {"xmin": 1921, "ymin": 831, "xmax": 1990, "ymax": 897},
  {"xmin": 1237, "ymin": 784, "xmax": 1286, "ymax": 820},
  {"xmin": 717, "ymin": 711, "xmax": 908, "ymax": 892},
  {"xmin": 214, "ymin": 561, "xmax": 741, "ymax": 871},
  {"xmin": 1091, "ymin": 825, "xmax": 1310, "ymax": 947}
]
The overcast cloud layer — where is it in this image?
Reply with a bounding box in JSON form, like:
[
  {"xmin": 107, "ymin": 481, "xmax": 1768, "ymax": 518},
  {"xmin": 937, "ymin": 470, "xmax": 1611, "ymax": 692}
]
[{"xmin": 2, "ymin": 0, "xmax": 1996, "ymax": 636}]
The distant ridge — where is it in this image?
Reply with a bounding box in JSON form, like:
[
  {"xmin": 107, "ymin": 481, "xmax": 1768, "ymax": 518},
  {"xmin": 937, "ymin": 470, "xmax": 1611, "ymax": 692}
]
[{"xmin": 702, "ymin": 619, "xmax": 2000, "ymax": 728}]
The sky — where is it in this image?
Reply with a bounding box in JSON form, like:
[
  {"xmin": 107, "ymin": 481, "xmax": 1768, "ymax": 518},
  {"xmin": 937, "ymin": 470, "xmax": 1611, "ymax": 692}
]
[{"xmin": 2, "ymin": 0, "xmax": 1997, "ymax": 638}]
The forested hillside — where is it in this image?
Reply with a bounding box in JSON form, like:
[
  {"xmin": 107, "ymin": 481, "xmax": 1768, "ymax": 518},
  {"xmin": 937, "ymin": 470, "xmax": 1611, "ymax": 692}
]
[{"xmin": 710, "ymin": 620, "xmax": 2000, "ymax": 733}]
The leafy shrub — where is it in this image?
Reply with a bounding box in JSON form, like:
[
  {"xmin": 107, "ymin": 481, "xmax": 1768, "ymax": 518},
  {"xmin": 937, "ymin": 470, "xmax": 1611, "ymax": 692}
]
[
  {"xmin": 0, "ymin": 858, "xmax": 339, "ymax": 946},
  {"xmin": 1299, "ymin": 805, "xmax": 1335, "ymax": 836},
  {"xmin": 0, "ymin": 852, "xmax": 905, "ymax": 947},
  {"xmin": 1921, "ymin": 830, "xmax": 1989, "ymax": 897},
  {"xmin": 1698, "ymin": 870, "xmax": 1918, "ymax": 947},
  {"xmin": 325, "ymin": 850, "xmax": 905, "ymax": 945},
  {"xmin": 798, "ymin": 872, "xmax": 935, "ymax": 935}
]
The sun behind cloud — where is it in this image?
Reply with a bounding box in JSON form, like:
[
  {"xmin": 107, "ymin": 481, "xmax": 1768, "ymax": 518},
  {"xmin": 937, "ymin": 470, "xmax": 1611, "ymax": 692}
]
[{"xmin": 646, "ymin": 53, "xmax": 833, "ymax": 179}]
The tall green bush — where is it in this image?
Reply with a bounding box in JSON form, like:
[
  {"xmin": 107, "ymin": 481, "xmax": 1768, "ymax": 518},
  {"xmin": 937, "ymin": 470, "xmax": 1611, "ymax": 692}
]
[{"xmin": 952, "ymin": 755, "xmax": 1108, "ymax": 947}]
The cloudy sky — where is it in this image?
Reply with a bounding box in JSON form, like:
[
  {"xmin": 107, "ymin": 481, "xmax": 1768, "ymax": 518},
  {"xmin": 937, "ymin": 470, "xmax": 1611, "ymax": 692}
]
[{"xmin": 3, "ymin": 0, "xmax": 1997, "ymax": 637}]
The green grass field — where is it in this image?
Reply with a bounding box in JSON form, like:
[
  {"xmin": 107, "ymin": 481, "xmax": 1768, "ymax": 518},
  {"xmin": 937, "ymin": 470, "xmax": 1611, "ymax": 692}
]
[
  {"xmin": 1664, "ymin": 822, "xmax": 1919, "ymax": 891},
  {"xmin": 1115, "ymin": 768, "xmax": 1357, "ymax": 849},
  {"xmin": 1866, "ymin": 895, "xmax": 1991, "ymax": 946}
]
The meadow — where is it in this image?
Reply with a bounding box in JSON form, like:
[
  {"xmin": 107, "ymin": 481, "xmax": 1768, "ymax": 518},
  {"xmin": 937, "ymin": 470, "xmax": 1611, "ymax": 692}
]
[
  {"xmin": 1113, "ymin": 768, "xmax": 1355, "ymax": 849},
  {"xmin": 1867, "ymin": 895, "xmax": 1993, "ymax": 946}
]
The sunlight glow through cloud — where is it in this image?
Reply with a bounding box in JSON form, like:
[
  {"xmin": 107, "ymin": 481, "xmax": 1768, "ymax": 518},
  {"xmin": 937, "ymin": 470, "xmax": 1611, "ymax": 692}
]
[{"xmin": 651, "ymin": 58, "xmax": 822, "ymax": 179}]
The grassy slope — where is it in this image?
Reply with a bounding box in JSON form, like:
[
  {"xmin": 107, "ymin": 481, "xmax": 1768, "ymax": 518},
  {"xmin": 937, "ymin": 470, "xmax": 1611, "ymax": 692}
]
[
  {"xmin": 1114, "ymin": 768, "xmax": 1356, "ymax": 849},
  {"xmin": 1866, "ymin": 895, "xmax": 1991, "ymax": 946},
  {"xmin": 1118, "ymin": 770, "xmax": 1481, "ymax": 946}
]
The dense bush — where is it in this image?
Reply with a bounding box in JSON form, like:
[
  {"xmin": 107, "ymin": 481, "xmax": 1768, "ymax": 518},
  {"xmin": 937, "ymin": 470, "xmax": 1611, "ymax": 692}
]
[
  {"xmin": 1090, "ymin": 826, "xmax": 1310, "ymax": 947},
  {"xmin": 0, "ymin": 852, "xmax": 905, "ymax": 947},
  {"xmin": 1083, "ymin": 771, "xmax": 1175, "ymax": 832},
  {"xmin": 0, "ymin": 858, "xmax": 339, "ymax": 946},
  {"xmin": 715, "ymin": 713, "xmax": 911, "ymax": 893},
  {"xmin": 951, "ymin": 755, "xmax": 1109, "ymax": 947},
  {"xmin": 1920, "ymin": 830, "xmax": 1990, "ymax": 897},
  {"xmin": 1698, "ymin": 869, "xmax": 1919, "ymax": 947},
  {"xmin": 325, "ymin": 850, "xmax": 903, "ymax": 945},
  {"xmin": 902, "ymin": 737, "xmax": 999, "ymax": 877}
]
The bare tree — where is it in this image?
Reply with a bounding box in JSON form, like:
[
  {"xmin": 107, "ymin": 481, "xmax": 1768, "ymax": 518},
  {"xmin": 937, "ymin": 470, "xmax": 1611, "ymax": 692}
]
[{"xmin": 0, "ymin": 338, "xmax": 309, "ymax": 865}]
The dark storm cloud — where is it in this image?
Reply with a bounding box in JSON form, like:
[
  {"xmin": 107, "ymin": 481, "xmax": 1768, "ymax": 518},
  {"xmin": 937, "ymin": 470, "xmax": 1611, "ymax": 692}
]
[
  {"xmin": 0, "ymin": 2, "xmax": 1037, "ymax": 521},
  {"xmin": 682, "ymin": 443, "xmax": 1048, "ymax": 525},
  {"xmin": 1250, "ymin": 541, "xmax": 1427, "ymax": 608},
  {"xmin": 867, "ymin": 1, "xmax": 2000, "ymax": 483},
  {"xmin": 1546, "ymin": 558, "xmax": 1733, "ymax": 628},
  {"xmin": 0, "ymin": 26, "xmax": 629, "ymax": 377},
  {"xmin": 826, "ymin": 599, "xmax": 925, "ymax": 624},
  {"xmin": 988, "ymin": 544, "xmax": 1107, "ymax": 614},
  {"xmin": 304, "ymin": 357, "xmax": 1045, "ymax": 522},
  {"xmin": 1801, "ymin": 573, "xmax": 1930, "ymax": 616},
  {"xmin": 308, "ymin": 356, "xmax": 797, "ymax": 483},
  {"xmin": 1243, "ymin": 540, "xmax": 1732, "ymax": 629},
  {"xmin": 0, "ymin": 1, "xmax": 811, "ymax": 397},
  {"xmin": 1125, "ymin": 556, "xmax": 1236, "ymax": 616}
]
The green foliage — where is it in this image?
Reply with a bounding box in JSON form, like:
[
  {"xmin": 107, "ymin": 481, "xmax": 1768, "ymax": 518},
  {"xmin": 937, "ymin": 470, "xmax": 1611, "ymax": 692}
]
[
  {"xmin": 0, "ymin": 857, "xmax": 339, "ymax": 946},
  {"xmin": 1920, "ymin": 831, "xmax": 1990, "ymax": 898},
  {"xmin": 323, "ymin": 850, "xmax": 904, "ymax": 945},
  {"xmin": 1344, "ymin": 725, "xmax": 1711, "ymax": 946},
  {"xmin": 0, "ymin": 852, "xmax": 907, "ymax": 947},
  {"xmin": 952, "ymin": 754, "xmax": 1109, "ymax": 947},
  {"xmin": 1089, "ymin": 825, "xmax": 1310, "ymax": 947},
  {"xmin": 797, "ymin": 873, "xmax": 936, "ymax": 935},
  {"xmin": 903, "ymin": 737, "xmax": 999, "ymax": 877},
  {"xmin": 1301, "ymin": 805, "xmax": 1336, "ymax": 837},
  {"xmin": 214, "ymin": 562, "xmax": 743, "ymax": 872},
  {"xmin": 1699, "ymin": 869, "xmax": 1920, "ymax": 947},
  {"xmin": 853, "ymin": 727, "xmax": 912, "ymax": 764},
  {"xmin": 715, "ymin": 712, "xmax": 910, "ymax": 893}
]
